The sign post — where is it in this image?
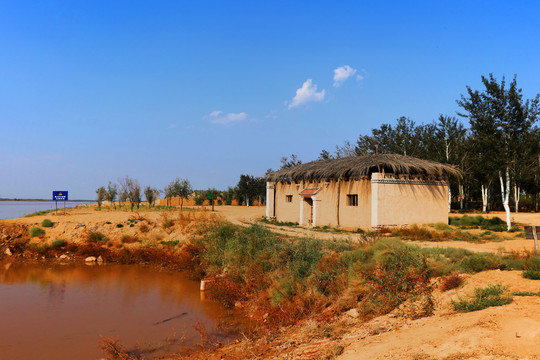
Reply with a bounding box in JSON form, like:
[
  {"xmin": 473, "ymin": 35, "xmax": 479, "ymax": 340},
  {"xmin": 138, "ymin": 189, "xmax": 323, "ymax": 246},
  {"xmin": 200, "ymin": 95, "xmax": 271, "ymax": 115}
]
[{"xmin": 52, "ymin": 191, "xmax": 69, "ymax": 214}]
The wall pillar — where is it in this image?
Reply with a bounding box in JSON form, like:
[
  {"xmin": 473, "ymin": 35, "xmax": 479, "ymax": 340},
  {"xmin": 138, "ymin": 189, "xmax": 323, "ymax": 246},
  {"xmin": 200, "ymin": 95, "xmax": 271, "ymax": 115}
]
[
  {"xmin": 312, "ymin": 195, "xmax": 317, "ymax": 227},
  {"xmin": 371, "ymin": 173, "xmax": 380, "ymax": 228},
  {"xmin": 266, "ymin": 182, "xmax": 275, "ymax": 219},
  {"xmin": 299, "ymin": 196, "xmax": 304, "ymax": 226}
]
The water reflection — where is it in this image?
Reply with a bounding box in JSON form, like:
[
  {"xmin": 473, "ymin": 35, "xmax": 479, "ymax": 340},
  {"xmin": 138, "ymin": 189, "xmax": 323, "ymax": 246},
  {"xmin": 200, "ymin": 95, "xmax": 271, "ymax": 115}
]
[{"xmin": 0, "ymin": 262, "xmax": 240, "ymax": 360}]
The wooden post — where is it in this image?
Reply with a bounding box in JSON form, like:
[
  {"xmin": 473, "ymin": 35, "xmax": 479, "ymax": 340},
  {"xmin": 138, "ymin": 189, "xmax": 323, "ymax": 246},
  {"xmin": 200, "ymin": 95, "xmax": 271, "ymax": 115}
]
[{"xmin": 533, "ymin": 226, "xmax": 539, "ymax": 256}]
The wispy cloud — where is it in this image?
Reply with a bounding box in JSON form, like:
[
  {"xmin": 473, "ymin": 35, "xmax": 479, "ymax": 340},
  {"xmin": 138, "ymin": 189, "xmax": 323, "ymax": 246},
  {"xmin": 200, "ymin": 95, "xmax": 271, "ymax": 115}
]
[
  {"xmin": 333, "ymin": 65, "xmax": 357, "ymax": 87},
  {"xmin": 204, "ymin": 110, "xmax": 249, "ymax": 125},
  {"xmin": 288, "ymin": 79, "xmax": 325, "ymax": 109},
  {"xmin": 169, "ymin": 123, "xmax": 177, "ymax": 129}
]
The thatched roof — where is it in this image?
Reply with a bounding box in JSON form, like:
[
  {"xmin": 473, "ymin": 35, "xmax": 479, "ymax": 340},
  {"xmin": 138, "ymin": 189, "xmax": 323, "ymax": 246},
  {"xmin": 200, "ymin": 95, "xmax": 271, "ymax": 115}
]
[{"xmin": 266, "ymin": 154, "xmax": 461, "ymax": 182}]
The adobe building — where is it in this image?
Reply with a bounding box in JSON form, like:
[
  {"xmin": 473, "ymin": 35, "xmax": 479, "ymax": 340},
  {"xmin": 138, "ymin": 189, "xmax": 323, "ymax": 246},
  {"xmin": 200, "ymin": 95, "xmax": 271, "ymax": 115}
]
[{"xmin": 265, "ymin": 154, "xmax": 459, "ymax": 229}]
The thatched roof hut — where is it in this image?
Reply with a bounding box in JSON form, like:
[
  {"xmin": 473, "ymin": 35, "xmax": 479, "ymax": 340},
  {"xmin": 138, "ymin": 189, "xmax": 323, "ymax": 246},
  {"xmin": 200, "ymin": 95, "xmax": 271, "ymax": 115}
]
[{"xmin": 266, "ymin": 153, "xmax": 460, "ymax": 182}]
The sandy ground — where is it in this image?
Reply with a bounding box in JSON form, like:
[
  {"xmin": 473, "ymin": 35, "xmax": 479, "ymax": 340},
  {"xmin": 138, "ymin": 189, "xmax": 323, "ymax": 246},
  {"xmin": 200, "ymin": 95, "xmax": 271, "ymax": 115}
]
[
  {"xmin": 2, "ymin": 206, "xmax": 540, "ymax": 360},
  {"xmin": 338, "ymin": 270, "xmax": 540, "ymax": 360}
]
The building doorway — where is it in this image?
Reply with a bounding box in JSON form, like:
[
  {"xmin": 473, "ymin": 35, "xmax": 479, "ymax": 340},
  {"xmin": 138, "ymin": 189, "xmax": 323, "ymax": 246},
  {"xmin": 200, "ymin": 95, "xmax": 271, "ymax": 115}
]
[{"xmin": 302, "ymin": 197, "xmax": 313, "ymax": 226}]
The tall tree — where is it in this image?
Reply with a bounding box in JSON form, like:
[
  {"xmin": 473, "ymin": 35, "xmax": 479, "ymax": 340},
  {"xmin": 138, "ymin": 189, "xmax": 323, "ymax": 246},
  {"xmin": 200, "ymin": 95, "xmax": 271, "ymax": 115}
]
[
  {"xmin": 174, "ymin": 178, "xmax": 193, "ymax": 209},
  {"xmin": 106, "ymin": 181, "xmax": 118, "ymax": 209},
  {"xmin": 96, "ymin": 186, "xmax": 106, "ymax": 209},
  {"xmin": 144, "ymin": 186, "xmax": 159, "ymax": 207},
  {"xmin": 458, "ymin": 74, "xmax": 540, "ymax": 229},
  {"xmin": 280, "ymin": 154, "xmax": 302, "ymax": 169}
]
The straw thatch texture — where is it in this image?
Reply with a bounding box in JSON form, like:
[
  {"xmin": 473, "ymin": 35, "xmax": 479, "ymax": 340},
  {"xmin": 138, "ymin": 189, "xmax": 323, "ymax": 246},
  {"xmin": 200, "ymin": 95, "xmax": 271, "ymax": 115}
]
[{"xmin": 266, "ymin": 154, "xmax": 461, "ymax": 182}]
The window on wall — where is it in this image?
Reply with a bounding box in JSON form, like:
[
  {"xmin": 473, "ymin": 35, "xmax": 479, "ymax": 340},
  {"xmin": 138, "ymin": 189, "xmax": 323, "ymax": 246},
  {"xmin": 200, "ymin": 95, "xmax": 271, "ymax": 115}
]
[
  {"xmin": 347, "ymin": 194, "xmax": 358, "ymax": 206},
  {"xmin": 286, "ymin": 195, "xmax": 293, "ymax": 203}
]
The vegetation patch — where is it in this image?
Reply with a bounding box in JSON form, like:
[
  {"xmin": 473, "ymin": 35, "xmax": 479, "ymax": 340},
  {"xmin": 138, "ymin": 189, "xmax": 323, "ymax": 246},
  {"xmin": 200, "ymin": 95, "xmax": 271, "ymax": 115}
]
[
  {"xmin": 86, "ymin": 231, "xmax": 109, "ymax": 243},
  {"xmin": 41, "ymin": 219, "xmax": 53, "ymax": 227},
  {"xmin": 24, "ymin": 209, "xmax": 56, "ymax": 217},
  {"xmin": 522, "ymin": 270, "xmax": 540, "ymax": 280},
  {"xmin": 512, "ymin": 291, "xmax": 540, "ymax": 296},
  {"xmin": 453, "ymin": 284, "xmax": 513, "ymax": 312},
  {"xmin": 29, "ymin": 226, "xmax": 45, "ymax": 237},
  {"xmin": 121, "ymin": 234, "xmax": 140, "ymax": 244},
  {"xmin": 160, "ymin": 240, "xmax": 179, "ymax": 247},
  {"xmin": 51, "ymin": 239, "xmax": 66, "ymax": 249},
  {"xmin": 259, "ymin": 218, "xmax": 299, "ymax": 227},
  {"xmin": 440, "ymin": 273, "xmax": 464, "ymax": 291},
  {"xmin": 449, "ymin": 215, "xmax": 509, "ymax": 232}
]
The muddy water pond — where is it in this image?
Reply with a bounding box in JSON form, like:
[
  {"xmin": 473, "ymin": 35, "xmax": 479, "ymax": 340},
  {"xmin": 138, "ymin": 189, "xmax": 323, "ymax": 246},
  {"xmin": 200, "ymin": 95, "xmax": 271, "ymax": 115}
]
[{"xmin": 0, "ymin": 262, "xmax": 242, "ymax": 359}]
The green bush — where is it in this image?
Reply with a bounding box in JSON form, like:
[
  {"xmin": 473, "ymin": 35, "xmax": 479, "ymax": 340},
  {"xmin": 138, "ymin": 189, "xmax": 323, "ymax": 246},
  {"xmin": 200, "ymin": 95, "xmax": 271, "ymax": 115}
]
[
  {"xmin": 453, "ymin": 284, "xmax": 512, "ymax": 312},
  {"xmin": 41, "ymin": 219, "xmax": 53, "ymax": 227},
  {"xmin": 522, "ymin": 270, "xmax": 540, "ymax": 280},
  {"xmin": 512, "ymin": 291, "xmax": 540, "ymax": 296},
  {"xmin": 29, "ymin": 227, "xmax": 45, "ymax": 237},
  {"xmin": 51, "ymin": 239, "xmax": 66, "ymax": 249},
  {"xmin": 459, "ymin": 253, "xmax": 502, "ymax": 273},
  {"xmin": 161, "ymin": 240, "xmax": 180, "ymax": 246},
  {"xmin": 449, "ymin": 215, "xmax": 507, "ymax": 232},
  {"xmin": 116, "ymin": 224, "xmax": 124, "ymax": 228},
  {"xmin": 86, "ymin": 232, "xmax": 109, "ymax": 243}
]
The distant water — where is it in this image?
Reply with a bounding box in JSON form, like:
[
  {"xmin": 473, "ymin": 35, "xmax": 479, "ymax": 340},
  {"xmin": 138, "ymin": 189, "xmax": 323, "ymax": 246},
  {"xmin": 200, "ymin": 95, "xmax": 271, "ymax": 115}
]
[{"xmin": 0, "ymin": 201, "xmax": 94, "ymax": 220}]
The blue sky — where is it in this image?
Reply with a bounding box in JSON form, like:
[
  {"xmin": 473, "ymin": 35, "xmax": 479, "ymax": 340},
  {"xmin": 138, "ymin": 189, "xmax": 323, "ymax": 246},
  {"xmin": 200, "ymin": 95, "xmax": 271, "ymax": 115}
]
[{"xmin": 1, "ymin": 1, "xmax": 540, "ymax": 199}]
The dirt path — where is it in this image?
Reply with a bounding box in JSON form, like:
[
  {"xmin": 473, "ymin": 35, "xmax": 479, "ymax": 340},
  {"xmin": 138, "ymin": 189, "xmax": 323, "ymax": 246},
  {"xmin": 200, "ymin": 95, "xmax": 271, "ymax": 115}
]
[{"xmin": 338, "ymin": 270, "xmax": 540, "ymax": 360}]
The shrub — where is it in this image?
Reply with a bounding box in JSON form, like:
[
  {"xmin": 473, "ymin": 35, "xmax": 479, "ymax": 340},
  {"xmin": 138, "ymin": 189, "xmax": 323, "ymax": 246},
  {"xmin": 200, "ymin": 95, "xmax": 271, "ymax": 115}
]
[
  {"xmin": 121, "ymin": 234, "xmax": 140, "ymax": 244},
  {"xmin": 161, "ymin": 240, "xmax": 179, "ymax": 246},
  {"xmin": 453, "ymin": 284, "xmax": 512, "ymax": 312},
  {"xmin": 512, "ymin": 291, "xmax": 540, "ymax": 296},
  {"xmin": 86, "ymin": 232, "xmax": 109, "ymax": 243},
  {"xmin": 162, "ymin": 220, "xmax": 174, "ymax": 228},
  {"xmin": 105, "ymin": 221, "xmax": 112, "ymax": 224},
  {"xmin": 361, "ymin": 246, "xmax": 435, "ymax": 318},
  {"xmin": 205, "ymin": 275, "xmax": 247, "ymax": 308},
  {"xmin": 440, "ymin": 273, "xmax": 464, "ymax": 291},
  {"xmin": 41, "ymin": 219, "xmax": 53, "ymax": 227},
  {"xmin": 51, "ymin": 239, "xmax": 66, "ymax": 249},
  {"xmin": 459, "ymin": 253, "xmax": 502, "ymax": 273},
  {"xmin": 449, "ymin": 215, "xmax": 507, "ymax": 232},
  {"xmin": 29, "ymin": 227, "xmax": 45, "ymax": 237},
  {"xmin": 139, "ymin": 224, "xmax": 150, "ymax": 233},
  {"xmin": 522, "ymin": 270, "xmax": 540, "ymax": 280},
  {"xmin": 116, "ymin": 224, "xmax": 124, "ymax": 228}
]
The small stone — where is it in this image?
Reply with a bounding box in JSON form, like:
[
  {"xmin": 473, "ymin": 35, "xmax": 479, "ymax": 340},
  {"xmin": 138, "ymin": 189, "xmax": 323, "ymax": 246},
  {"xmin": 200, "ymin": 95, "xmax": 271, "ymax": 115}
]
[
  {"xmin": 97, "ymin": 256, "xmax": 104, "ymax": 264},
  {"xmin": 345, "ymin": 308, "xmax": 359, "ymax": 318},
  {"xmin": 4, "ymin": 248, "xmax": 12, "ymax": 256},
  {"xmin": 85, "ymin": 256, "xmax": 97, "ymax": 262},
  {"xmin": 59, "ymin": 254, "xmax": 70, "ymax": 261}
]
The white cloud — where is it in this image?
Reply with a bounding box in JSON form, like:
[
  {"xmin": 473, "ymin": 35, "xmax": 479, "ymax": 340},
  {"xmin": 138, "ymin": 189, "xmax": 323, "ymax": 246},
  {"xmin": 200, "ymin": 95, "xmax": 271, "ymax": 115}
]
[
  {"xmin": 288, "ymin": 79, "xmax": 326, "ymax": 109},
  {"xmin": 333, "ymin": 65, "xmax": 357, "ymax": 87},
  {"xmin": 169, "ymin": 123, "xmax": 177, "ymax": 129},
  {"xmin": 204, "ymin": 110, "xmax": 248, "ymax": 125}
]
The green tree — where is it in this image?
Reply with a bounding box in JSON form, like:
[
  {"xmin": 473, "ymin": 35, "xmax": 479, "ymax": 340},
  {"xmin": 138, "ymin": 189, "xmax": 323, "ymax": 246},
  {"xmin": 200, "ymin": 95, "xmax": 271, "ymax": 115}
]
[
  {"xmin": 458, "ymin": 74, "xmax": 540, "ymax": 228},
  {"xmin": 144, "ymin": 186, "xmax": 159, "ymax": 207},
  {"xmin": 119, "ymin": 176, "xmax": 141, "ymax": 211},
  {"xmin": 106, "ymin": 181, "xmax": 118, "ymax": 209},
  {"xmin": 163, "ymin": 183, "xmax": 175, "ymax": 207},
  {"xmin": 174, "ymin": 178, "xmax": 193, "ymax": 209},
  {"xmin": 96, "ymin": 186, "xmax": 106, "ymax": 209},
  {"xmin": 280, "ymin": 154, "xmax": 302, "ymax": 169}
]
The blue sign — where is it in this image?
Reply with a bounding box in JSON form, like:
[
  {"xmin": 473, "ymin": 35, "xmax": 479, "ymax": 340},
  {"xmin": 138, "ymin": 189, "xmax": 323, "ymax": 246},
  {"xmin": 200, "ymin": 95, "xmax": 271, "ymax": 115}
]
[{"xmin": 52, "ymin": 191, "xmax": 68, "ymax": 201}]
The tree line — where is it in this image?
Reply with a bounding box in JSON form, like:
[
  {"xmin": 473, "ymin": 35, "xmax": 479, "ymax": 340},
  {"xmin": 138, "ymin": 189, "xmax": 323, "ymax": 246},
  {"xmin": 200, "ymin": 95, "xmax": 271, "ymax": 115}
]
[
  {"xmin": 96, "ymin": 174, "xmax": 267, "ymax": 210},
  {"xmin": 310, "ymin": 74, "xmax": 539, "ymax": 229}
]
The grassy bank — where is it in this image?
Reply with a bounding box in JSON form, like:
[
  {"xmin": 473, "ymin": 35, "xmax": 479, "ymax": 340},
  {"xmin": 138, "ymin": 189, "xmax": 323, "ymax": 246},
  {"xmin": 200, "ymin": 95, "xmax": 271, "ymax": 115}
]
[{"xmin": 3, "ymin": 214, "xmax": 540, "ymax": 359}]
